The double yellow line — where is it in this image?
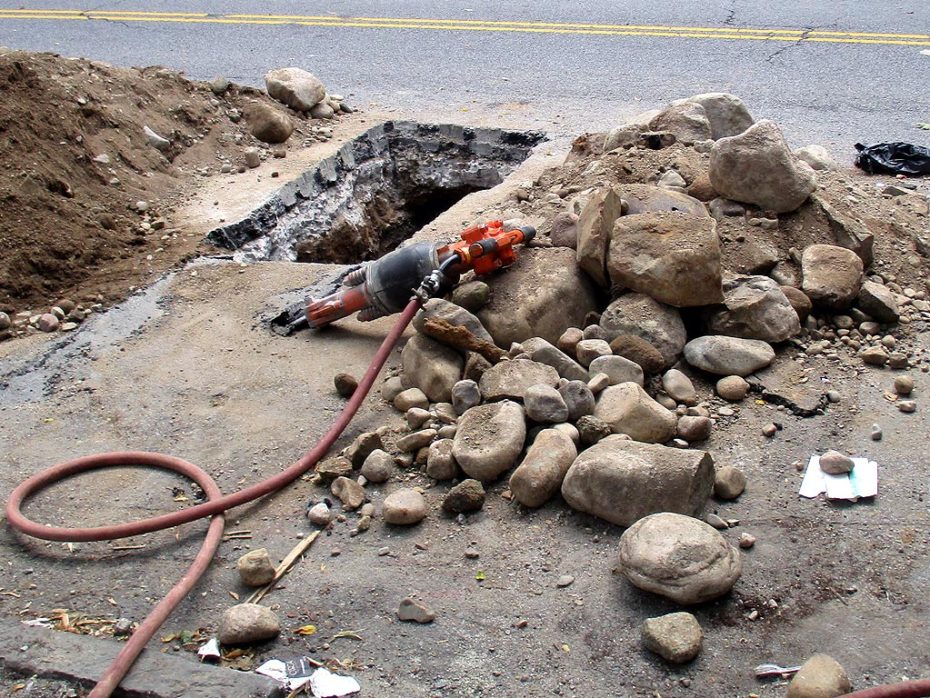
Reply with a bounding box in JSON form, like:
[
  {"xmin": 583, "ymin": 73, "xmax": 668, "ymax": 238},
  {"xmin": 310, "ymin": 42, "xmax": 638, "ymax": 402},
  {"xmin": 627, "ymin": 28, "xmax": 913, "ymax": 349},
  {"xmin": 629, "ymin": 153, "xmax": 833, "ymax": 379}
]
[{"xmin": 0, "ymin": 8, "xmax": 928, "ymax": 47}]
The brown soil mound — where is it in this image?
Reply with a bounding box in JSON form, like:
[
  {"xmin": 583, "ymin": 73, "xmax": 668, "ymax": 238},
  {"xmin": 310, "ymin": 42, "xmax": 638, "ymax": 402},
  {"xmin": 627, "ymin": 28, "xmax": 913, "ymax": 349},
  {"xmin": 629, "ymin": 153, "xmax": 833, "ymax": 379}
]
[
  {"xmin": 525, "ymin": 135, "xmax": 930, "ymax": 295},
  {"xmin": 0, "ymin": 50, "xmax": 328, "ymax": 314}
]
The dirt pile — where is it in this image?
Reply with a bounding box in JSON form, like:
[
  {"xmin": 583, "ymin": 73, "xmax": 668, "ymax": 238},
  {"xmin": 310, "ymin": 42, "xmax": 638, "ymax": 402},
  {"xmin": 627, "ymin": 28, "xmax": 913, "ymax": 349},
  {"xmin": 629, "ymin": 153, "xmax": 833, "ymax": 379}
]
[{"xmin": 0, "ymin": 50, "xmax": 342, "ymax": 321}]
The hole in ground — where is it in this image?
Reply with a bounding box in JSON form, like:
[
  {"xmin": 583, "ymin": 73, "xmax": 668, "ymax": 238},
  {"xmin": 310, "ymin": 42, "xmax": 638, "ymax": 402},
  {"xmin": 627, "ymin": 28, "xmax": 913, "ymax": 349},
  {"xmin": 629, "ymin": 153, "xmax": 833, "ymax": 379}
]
[{"xmin": 207, "ymin": 121, "xmax": 546, "ymax": 264}]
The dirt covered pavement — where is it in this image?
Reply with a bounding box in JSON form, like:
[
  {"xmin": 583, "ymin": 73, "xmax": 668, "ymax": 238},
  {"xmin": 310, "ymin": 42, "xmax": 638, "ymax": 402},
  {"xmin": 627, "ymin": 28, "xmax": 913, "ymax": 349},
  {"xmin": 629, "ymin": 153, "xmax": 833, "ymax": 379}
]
[
  {"xmin": 2, "ymin": 54, "xmax": 930, "ymax": 698},
  {"xmin": 2, "ymin": 228, "xmax": 930, "ymax": 698}
]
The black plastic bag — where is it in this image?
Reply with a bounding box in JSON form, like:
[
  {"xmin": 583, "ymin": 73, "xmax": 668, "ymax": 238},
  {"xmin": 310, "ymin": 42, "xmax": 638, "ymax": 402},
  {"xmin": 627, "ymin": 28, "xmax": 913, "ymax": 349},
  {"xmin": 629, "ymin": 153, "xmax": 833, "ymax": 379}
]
[{"xmin": 854, "ymin": 141, "xmax": 930, "ymax": 176}]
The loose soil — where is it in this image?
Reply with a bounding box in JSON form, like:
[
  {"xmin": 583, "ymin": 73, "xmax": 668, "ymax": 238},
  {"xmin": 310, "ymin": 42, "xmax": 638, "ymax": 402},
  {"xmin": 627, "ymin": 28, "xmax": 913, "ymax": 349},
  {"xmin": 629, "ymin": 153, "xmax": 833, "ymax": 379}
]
[{"xmin": 0, "ymin": 49, "xmax": 358, "ymax": 314}]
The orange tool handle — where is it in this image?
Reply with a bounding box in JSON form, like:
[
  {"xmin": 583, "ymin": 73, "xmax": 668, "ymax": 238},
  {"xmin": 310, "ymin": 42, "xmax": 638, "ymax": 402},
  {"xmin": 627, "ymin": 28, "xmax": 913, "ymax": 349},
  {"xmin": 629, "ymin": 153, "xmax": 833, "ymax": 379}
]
[
  {"xmin": 306, "ymin": 286, "xmax": 370, "ymax": 329},
  {"xmin": 438, "ymin": 221, "xmax": 529, "ymax": 276}
]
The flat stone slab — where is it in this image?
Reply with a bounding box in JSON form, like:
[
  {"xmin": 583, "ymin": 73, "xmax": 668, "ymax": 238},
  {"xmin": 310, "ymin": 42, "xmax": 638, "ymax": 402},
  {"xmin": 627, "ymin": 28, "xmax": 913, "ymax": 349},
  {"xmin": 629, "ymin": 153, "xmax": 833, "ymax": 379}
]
[
  {"xmin": 0, "ymin": 619, "xmax": 284, "ymax": 698},
  {"xmin": 748, "ymin": 358, "xmax": 826, "ymax": 416}
]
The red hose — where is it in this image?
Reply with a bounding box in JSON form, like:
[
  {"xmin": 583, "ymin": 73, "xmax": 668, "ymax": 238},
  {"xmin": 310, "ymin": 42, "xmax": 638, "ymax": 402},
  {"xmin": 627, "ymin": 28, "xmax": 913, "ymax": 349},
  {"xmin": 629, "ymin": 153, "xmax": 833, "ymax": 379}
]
[
  {"xmin": 5, "ymin": 299, "xmax": 420, "ymax": 697},
  {"xmin": 841, "ymin": 681, "xmax": 930, "ymax": 698}
]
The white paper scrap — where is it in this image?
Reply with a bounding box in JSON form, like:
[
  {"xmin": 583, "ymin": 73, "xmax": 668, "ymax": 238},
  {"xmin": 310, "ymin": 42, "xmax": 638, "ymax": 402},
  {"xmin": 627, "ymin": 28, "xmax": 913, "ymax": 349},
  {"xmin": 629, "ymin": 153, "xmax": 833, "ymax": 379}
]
[
  {"xmin": 197, "ymin": 637, "xmax": 221, "ymax": 661},
  {"xmin": 21, "ymin": 618, "xmax": 53, "ymax": 628},
  {"xmin": 309, "ymin": 667, "xmax": 361, "ymax": 698},
  {"xmin": 799, "ymin": 455, "xmax": 877, "ymax": 500}
]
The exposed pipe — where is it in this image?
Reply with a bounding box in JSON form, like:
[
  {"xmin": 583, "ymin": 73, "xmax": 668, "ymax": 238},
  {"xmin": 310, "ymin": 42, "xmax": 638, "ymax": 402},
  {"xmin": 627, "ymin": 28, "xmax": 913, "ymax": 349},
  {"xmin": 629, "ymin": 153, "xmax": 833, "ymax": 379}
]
[{"xmin": 5, "ymin": 298, "xmax": 421, "ymax": 697}]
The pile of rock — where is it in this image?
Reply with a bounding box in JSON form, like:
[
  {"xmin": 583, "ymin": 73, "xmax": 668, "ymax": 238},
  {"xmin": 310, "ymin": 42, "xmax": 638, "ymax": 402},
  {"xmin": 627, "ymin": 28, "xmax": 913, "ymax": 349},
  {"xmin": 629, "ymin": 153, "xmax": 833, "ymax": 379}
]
[
  {"xmin": 307, "ymin": 281, "xmax": 751, "ymax": 613},
  {"xmin": 300, "ymin": 94, "xmax": 926, "ymax": 676},
  {"xmin": 265, "ymin": 67, "xmax": 349, "ymax": 120},
  {"xmin": 1, "ymin": 297, "xmax": 92, "ymax": 340},
  {"xmin": 242, "ymin": 67, "xmax": 351, "ymax": 148}
]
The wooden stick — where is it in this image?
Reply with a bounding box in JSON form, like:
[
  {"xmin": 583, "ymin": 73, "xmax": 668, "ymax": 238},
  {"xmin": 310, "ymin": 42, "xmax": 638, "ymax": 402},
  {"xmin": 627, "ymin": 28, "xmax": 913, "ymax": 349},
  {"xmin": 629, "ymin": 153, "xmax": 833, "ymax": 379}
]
[{"xmin": 246, "ymin": 530, "xmax": 320, "ymax": 604}]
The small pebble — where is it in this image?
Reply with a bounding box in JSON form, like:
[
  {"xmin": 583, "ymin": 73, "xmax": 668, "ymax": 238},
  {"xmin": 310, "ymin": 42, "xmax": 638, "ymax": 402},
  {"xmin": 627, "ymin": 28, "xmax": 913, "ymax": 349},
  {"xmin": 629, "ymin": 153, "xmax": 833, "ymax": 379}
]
[
  {"xmin": 871, "ymin": 424, "xmax": 883, "ymax": 441},
  {"xmin": 898, "ymin": 400, "xmax": 917, "ymax": 413},
  {"xmin": 397, "ymin": 598, "xmax": 435, "ymax": 624},
  {"xmin": 739, "ymin": 533, "xmax": 756, "ymax": 549},
  {"xmin": 894, "ymin": 375, "xmax": 914, "ymax": 396},
  {"xmin": 556, "ymin": 574, "xmax": 575, "ymax": 588},
  {"xmin": 762, "ymin": 423, "xmax": 778, "ymax": 438},
  {"xmin": 334, "ymin": 372, "xmax": 358, "ymax": 398},
  {"xmin": 37, "ymin": 313, "xmax": 59, "ymax": 333}
]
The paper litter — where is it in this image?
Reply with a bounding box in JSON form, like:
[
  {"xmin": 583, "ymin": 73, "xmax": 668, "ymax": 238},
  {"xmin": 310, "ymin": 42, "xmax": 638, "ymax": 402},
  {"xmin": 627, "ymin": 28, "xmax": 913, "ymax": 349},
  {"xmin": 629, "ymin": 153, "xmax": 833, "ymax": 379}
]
[{"xmin": 799, "ymin": 454, "xmax": 878, "ymax": 500}]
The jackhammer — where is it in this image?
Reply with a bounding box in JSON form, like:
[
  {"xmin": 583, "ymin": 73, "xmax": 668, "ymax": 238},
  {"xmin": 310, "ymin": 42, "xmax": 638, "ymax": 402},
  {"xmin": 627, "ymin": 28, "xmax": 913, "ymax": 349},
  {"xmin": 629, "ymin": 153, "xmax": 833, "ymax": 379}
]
[{"xmin": 274, "ymin": 220, "xmax": 535, "ymax": 333}]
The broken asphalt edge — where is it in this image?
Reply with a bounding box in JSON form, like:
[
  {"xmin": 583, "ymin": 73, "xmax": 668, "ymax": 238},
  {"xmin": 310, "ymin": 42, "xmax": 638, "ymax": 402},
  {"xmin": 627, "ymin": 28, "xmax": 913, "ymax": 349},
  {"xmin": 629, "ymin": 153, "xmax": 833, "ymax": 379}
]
[{"xmin": 0, "ymin": 619, "xmax": 285, "ymax": 698}]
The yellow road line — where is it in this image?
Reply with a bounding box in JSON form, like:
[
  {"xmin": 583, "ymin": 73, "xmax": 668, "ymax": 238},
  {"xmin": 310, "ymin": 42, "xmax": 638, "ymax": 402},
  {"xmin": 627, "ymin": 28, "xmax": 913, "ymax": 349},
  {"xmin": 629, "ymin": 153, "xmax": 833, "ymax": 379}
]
[{"xmin": 0, "ymin": 9, "xmax": 927, "ymax": 46}]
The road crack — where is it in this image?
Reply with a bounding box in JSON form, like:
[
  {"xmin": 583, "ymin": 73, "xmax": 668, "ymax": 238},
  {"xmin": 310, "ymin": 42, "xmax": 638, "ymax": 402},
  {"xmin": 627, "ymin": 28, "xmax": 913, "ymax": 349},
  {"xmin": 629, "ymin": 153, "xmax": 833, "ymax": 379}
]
[
  {"xmin": 765, "ymin": 26, "xmax": 812, "ymax": 63},
  {"xmin": 723, "ymin": 0, "xmax": 738, "ymax": 26}
]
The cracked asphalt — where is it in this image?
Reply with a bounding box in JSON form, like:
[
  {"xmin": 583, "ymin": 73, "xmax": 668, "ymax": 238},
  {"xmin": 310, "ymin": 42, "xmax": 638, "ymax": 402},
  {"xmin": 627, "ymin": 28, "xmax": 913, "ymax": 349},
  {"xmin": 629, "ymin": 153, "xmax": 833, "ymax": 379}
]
[{"xmin": 0, "ymin": 1, "xmax": 928, "ymax": 154}]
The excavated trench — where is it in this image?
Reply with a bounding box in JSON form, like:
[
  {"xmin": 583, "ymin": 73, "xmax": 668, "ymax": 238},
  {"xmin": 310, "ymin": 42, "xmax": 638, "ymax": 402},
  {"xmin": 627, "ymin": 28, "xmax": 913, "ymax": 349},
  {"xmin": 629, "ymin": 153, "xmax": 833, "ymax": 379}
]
[{"xmin": 207, "ymin": 121, "xmax": 546, "ymax": 264}]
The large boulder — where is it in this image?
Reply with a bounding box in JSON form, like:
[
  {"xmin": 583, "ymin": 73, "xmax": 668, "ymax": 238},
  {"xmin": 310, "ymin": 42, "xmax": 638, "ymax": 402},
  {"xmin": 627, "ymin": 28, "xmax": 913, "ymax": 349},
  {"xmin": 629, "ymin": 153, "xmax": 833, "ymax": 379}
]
[
  {"xmin": 616, "ymin": 184, "xmax": 708, "ymax": 217},
  {"xmin": 811, "ymin": 192, "xmax": 874, "ymax": 266},
  {"xmin": 244, "ymin": 102, "xmax": 294, "ymax": 144},
  {"xmin": 479, "ymin": 247, "xmax": 599, "ymax": 346},
  {"xmin": 588, "ymin": 354, "xmax": 644, "ymax": 387},
  {"xmin": 382, "ymin": 489, "xmax": 428, "ymax": 525},
  {"xmin": 709, "ymin": 120, "xmax": 817, "ymax": 213},
  {"xmin": 561, "ymin": 439, "xmax": 714, "ymax": 526},
  {"xmin": 524, "ymin": 384, "xmax": 569, "ymax": 423},
  {"xmin": 857, "ymin": 281, "xmax": 899, "ymax": 323},
  {"xmin": 549, "ymin": 212, "xmax": 579, "ymax": 249},
  {"xmin": 576, "ymin": 187, "xmax": 624, "ymax": 288},
  {"xmin": 781, "ymin": 286, "xmax": 813, "ymax": 321},
  {"xmin": 510, "ymin": 429, "xmax": 577, "ymax": 508},
  {"xmin": 452, "ymin": 401, "xmax": 527, "ymax": 482},
  {"xmin": 520, "ymin": 337, "xmax": 589, "ymax": 381},
  {"xmin": 593, "ymin": 383, "xmax": 678, "ymax": 443},
  {"xmin": 683, "ymin": 336, "xmax": 775, "ymax": 376},
  {"xmin": 558, "ymin": 380, "xmax": 596, "ymax": 421},
  {"xmin": 801, "ymin": 244, "xmax": 864, "ymax": 309},
  {"xmin": 599, "ymin": 294, "xmax": 687, "ymax": 368},
  {"xmin": 413, "ymin": 298, "xmax": 495, "ymax": 344},
  {"xmin": 607, "ymin": 212, "xmax": 723, "ymax": 308},
  {"xmin": 401, "ymin": 334, "xmax": 463, "ymax": 403},
  {"xmin": 795, "ymin": 144, "xmax": 838, "ymax": 171},
  {"xmin": 604, "ymin": 123, "xmax": 647, "ymax": 152},
  {"xmin": 706, "ymin": 275, "xmax": 801, "ymax": 342},
  {"xmin": 649, "ymin": 102, "xmax": 713, "ymax": 143},
  {"xmin": 609, "ymin": 334, "xmax": 666, "ymax": 374},
  {"xmin": 617, "ymin": 512, "xmax": 742, "ymax": 604},
  {"xmin": 264, "ymin": 67, "xmax": 326, "ymax": 111},
  {"xmin": 478, "ymin": 359, "xmax": 560, "ymax": 401},
  {"xmin": 675, "ymin": 93, "xmax": 754, "ymax": 140}
]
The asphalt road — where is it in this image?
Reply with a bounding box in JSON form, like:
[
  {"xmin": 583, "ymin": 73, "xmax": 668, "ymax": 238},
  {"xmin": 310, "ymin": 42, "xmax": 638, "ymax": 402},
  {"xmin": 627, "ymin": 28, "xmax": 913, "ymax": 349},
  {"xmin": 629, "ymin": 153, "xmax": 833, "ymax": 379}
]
[{"xmin": 1, "ymin": 2, "xmax": 929, "ymax": 157}]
